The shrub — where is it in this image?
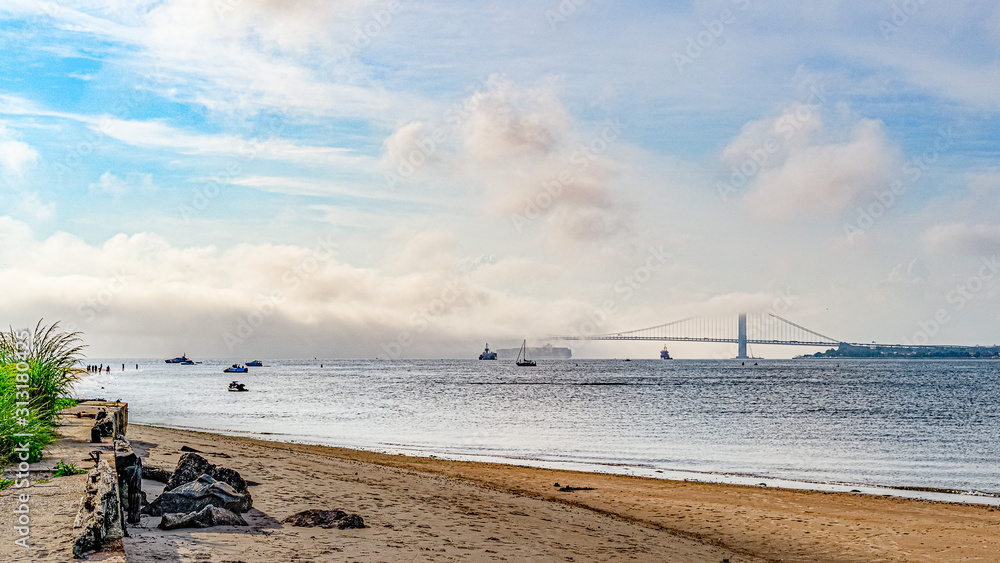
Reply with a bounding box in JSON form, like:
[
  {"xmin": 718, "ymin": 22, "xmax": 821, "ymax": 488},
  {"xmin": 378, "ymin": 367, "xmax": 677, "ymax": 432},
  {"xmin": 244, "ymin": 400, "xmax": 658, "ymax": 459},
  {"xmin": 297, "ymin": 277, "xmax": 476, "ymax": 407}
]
[{"xmin": 0, "ymin": 321, "xmax": 86, "ymax": 464}]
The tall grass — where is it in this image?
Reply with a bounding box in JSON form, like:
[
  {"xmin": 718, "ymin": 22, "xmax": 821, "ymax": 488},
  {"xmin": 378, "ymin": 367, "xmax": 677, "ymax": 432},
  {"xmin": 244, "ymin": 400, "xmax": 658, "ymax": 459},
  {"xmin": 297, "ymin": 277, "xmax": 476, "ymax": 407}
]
[{"xmin": 0, "ymin": 320, "xmax": 85, "ymax": 463}]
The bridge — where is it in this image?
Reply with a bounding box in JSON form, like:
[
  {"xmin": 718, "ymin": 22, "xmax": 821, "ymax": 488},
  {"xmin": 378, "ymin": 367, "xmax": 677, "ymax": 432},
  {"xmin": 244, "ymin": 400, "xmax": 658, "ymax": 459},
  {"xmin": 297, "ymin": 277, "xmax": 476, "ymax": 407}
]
[{"xmin": 556, "ymin": 312, "xmax": 904, "ymax": 359}]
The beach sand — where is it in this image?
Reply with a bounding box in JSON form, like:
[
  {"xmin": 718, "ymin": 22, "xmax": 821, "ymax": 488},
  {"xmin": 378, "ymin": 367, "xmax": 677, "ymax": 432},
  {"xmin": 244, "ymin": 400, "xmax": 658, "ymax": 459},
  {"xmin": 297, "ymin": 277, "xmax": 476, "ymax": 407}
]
[
  {"xmin": 4, "ymin": 413, "xmax": 999, "ymax": 562},
  {"xmin": 124, "ymin": 424, "xmax": 998, "ymax": 562}
]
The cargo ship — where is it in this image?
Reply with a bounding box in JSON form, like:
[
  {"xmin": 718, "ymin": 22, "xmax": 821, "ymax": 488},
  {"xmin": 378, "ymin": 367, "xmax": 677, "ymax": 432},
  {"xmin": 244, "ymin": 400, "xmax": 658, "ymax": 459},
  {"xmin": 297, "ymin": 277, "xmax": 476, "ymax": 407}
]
[{"xmin": 496, "ymin": 343, "xmax": 572, "ymax": 360}]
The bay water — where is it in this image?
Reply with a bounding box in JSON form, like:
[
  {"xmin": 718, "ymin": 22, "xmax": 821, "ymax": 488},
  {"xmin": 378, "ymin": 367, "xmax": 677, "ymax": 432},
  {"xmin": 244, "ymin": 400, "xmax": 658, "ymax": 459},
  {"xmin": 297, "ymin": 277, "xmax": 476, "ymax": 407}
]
[{"xmin": 74, "ymin": 358, "xmax": 1000, "ymax": 501}]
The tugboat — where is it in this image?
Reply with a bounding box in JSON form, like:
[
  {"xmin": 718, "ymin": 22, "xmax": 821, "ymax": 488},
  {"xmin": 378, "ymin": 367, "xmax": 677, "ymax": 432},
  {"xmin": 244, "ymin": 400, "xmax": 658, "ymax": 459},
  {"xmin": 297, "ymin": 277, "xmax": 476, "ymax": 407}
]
[
  {"xmin": 165, "ymin": 354, "xmax": 191, "ymax": 364},
  {"xmin": 516, "ymin": 340, "xmax": 536, "ymax": 367},
  {"xmin": 245, "ymin": 360, "xmax": 263, "ymax": 367},
  {"xmin": 228, "ymin": 381, "xmax": 248, "ymax": 392},
  {"xmin": 224, "ymin": 364, "xmax": 248, "ymax": 373},
  {"xmin": 479, "ymin": 344, "xmax": 497, "ymax": 360},
  {"xmin": 660, "ymin": 345, "xmax": 672, "ymax": 360}
]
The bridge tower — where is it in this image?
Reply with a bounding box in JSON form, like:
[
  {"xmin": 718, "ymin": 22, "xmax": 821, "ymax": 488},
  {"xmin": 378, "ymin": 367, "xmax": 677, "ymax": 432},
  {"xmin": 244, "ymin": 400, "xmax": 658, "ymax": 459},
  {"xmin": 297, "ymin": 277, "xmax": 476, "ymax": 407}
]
[{"xmin": 737, "ymin": 313, "xmax": 748, "ymax": 359}]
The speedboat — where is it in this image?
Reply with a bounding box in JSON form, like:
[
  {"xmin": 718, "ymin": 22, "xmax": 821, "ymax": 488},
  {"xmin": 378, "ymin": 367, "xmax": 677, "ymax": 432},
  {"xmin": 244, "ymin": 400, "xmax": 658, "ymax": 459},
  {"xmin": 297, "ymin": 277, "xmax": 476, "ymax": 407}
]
[
  {"xmin": 246, "ymin": 360, "xmax": 263, "ymax": 367},
  {"xmin": 165, "ymin": 354, "xmax": 190, "ymax": 364},
  {"xmin": 223, "ymin": 364, "xmax": 248, "ymax": 373},
  {"xmin": 479, "ymin": 344, "xmax": 497, "ymax": 360},
  {"xmin": 228, "ymin": 381, "xmax": 248, "ymax": 392}
]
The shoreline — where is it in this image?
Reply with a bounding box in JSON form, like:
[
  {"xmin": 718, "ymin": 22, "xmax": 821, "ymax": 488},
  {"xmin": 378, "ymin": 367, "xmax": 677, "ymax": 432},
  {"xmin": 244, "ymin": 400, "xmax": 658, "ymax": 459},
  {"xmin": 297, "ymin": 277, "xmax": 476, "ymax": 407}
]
[
  {"xmin": 138, "ymin": 420, "xmax": 1000, "ymax": 507},
  {"xmin": 4, "ymin": 408, "xmax": 999, "ymax": 562},
  {"xmin": 126, "ymin": 422, "xmax": 1000, "ymax": 562}
]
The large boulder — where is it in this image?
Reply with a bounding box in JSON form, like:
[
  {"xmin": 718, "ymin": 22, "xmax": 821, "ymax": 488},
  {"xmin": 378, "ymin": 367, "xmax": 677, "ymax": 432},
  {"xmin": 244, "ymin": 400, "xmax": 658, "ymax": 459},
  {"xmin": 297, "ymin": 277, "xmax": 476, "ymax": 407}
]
[
  {"xmin": 164, "ymin": 452, "xmax": 252, "ymax": 512},
  {"xmin": 283, "ymin": 509, "xmax": 365, "ymax": 529},
  {"xmin": 142, "ymin": 475, "xmax": 245, "ymax": 517},
  {"xmin": 72, "ymin": 460, "xmax": 124, "ymax": 558},
  {"xmin": 158, "ymin": 505, "xmax": 248, "ymax": 530}
]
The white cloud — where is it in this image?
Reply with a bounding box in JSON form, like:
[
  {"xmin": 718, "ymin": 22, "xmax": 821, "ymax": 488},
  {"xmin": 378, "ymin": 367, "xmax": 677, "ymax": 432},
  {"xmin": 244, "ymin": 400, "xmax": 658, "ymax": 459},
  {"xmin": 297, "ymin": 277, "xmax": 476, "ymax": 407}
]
[
  {"xmin": 88, "ymin": 171, "xmax": 154, "ymax": 196},
  {"xmin": 0, "ymin": 125, "xmax": 39, "ymax": 176},
  {"xmin": 381, "ymin": 77, "xmax": 632, "ymax": 243},
  {"xmin": 0, "ymin": 216, "xmax": 592, "ymax": 357},
  {"xmin": 722, "ymin": 107, "xmax": 900, "ymax": 219}
]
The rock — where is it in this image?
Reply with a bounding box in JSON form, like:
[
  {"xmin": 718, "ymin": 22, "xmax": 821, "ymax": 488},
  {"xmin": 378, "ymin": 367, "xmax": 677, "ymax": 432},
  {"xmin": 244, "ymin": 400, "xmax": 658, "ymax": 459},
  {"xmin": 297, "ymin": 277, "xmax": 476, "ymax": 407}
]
[
  {"xmin": 157, "ymin": 505, "xmax": 248, "ymax": 530},
  {"xmin": 142, "ymin": 475, "xmax": 245, "ymax": 517},
  {"xmin": 141, "ymin": 464, "xmax": 172, "ymax": 483},
  {"xmin": 72, "ymin": 460, "xmax": 124, "ymax": 558},
  {"xmin": 282, "ymin": 509, "xmax": 366, "ymax": 529},
  {"xmin": 165, "ymin": 453, "xmax": 213, "ymax": 491},
  {"xmin": 114, "ymin": 439, "xmax": 143, "ymax": 525},
  {"xmin": 180, "ymin": 445, "xmax": 202, "ymax": 453},
  {"xmin": 164, "ymin": 452, "xmax": 252, "ymax": 512}
]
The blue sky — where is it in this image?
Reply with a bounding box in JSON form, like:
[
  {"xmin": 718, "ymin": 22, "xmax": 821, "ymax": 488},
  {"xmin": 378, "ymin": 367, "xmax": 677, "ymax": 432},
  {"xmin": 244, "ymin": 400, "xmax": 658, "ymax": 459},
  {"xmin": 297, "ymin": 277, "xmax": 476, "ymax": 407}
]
[{"xmin": 1, "ymin": 0, "xmax": 998, "ymax": 358}]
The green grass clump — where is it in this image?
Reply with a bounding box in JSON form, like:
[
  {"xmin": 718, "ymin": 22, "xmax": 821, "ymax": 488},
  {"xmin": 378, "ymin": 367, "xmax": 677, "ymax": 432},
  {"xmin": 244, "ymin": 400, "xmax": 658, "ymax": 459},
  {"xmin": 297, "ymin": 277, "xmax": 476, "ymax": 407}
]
[
  {"xmin": 0, "ymin": 477, "xmax": 12, "ymax": 491},
  {"xmin": 53, "ymin": 459, "xmax": 86, "ymax": 477},
  {"xmin": 54, "ymin": 397, "xmax": 79, "ymax": 411},
  {"xmin": 0, "ymin": 320, "xmax": 86, "ymax": 464}
]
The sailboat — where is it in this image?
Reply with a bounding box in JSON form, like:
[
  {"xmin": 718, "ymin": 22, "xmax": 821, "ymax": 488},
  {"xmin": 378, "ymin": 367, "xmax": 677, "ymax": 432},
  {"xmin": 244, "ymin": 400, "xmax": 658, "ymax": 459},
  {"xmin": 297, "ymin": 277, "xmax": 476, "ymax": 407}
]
[{"xmin": 516, "ymin": 339, "xmax": 536, "ymax": 367}]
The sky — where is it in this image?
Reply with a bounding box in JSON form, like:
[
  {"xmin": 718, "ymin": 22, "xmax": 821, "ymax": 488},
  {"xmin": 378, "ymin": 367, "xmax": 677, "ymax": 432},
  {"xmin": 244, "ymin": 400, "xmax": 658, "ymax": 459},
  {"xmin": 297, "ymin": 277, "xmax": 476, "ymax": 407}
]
[{"xmin": 0, "ymin": 0, "xmax": 998, "ymax": 359}]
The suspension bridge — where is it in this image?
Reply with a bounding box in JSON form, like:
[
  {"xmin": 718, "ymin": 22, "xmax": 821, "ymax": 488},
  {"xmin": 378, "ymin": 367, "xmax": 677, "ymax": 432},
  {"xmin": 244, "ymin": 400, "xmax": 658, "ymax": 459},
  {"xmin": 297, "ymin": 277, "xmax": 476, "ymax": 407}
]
[{"xmin": 556, "ymin": 313, "xmax": 873, "ymax": 359}]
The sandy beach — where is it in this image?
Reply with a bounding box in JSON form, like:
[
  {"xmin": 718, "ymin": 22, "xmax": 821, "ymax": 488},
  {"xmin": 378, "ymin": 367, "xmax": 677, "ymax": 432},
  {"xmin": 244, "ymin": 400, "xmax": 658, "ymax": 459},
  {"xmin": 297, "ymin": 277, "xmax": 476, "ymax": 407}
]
[
  {"xmin": 125, "ymin": 425, "xmax": 1000, "ymax": 562},
  {"xmin": 4, "ymin": 409, "xmax": 1000, "ymax": 562}
]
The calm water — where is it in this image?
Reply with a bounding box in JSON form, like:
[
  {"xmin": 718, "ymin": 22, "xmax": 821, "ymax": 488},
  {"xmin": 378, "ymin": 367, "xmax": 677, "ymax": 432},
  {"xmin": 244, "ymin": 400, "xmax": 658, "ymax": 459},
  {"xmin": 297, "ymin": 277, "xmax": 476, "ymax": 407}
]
[{"xmin": 74, "ymin": 359, "xmax": 1000, "ymax": 497}]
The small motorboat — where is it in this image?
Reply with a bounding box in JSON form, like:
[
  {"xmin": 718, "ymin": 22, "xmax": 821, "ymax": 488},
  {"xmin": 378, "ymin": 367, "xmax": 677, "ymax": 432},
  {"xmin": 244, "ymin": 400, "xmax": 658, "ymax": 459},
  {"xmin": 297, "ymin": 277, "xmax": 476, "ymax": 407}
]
[
  {"xmin": 245, "ymin": 360, "xmax": 263, "ymax": 367},
  {"xmin": 516, "ymin": 339, "xmax": 536, "ymax": 367},
  {"xmin": 228, "ymin": 381, "xmax": 248, "ymax": 392},
  {"xmin": 224, "ymin": 364, "xmax": 248, "ymax": 373},
  {"xmin": 165, "ymin": 354, "xmax": 190, "ymax": 364}
]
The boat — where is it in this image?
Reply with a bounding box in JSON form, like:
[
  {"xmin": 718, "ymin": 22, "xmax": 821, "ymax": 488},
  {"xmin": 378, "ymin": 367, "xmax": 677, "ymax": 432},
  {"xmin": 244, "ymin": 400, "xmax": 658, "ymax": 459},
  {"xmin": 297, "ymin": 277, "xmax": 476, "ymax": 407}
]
[
  {"xmin": 660, "ymin": 345, "xmax": 672, "ymax": 360},
  {"xmin": 228, "ymin": 381, "xmax": 248, "ymax": 392},
  {"xmin": 516, "ymin": 340, "xmax": 536, "ymax": 367},
  {"xmin": 245, "ymin": 360, "xmax": 263, "ymax": 367},
  {"xmin": 224, "ymin": 364, "xmax": 248, "ymax": 373},
  {"xmin": 164, "ymin": 354, "xmax": 190, "ymax": 364},
  {"xmin": 479, "ymin": 344, "xmax": 497, "ymax": 360}
]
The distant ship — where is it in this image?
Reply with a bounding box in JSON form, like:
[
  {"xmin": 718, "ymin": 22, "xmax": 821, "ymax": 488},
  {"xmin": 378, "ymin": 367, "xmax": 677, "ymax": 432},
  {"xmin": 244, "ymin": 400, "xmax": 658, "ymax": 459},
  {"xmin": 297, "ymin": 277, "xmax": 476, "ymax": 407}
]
[
  {"xmin": 660, "ymin": 345, "xmax": 672, "ymax": 360},
  {"xmin": 479, "ymin": 344, "xmax": 497, "ymax": 360},
  {"xmin": 496, "ymin": 343, "xmax": 572, "ymax": 360},
  {"xmin": 165, "ymin": 354, "xmax": 190, "ymax": 364}
]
